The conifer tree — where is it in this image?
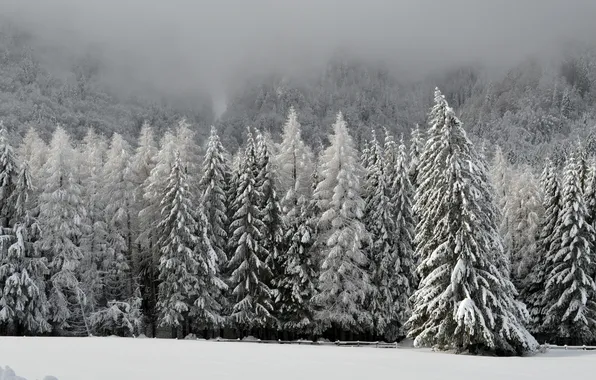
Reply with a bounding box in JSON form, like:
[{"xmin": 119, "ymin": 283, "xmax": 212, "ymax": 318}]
[
  {"xmin": 274, "ymin": 109, "xmax": 317, "ymax": 335},
  {"xmin": 101, "ymin": 133, "xmax": 136, "ymax": 303},
  {"xmin": 37, "ymin": 127, "xmax": 89, "ymax": 334},
  {"xmin": 0, "ymin": 125, "xmax": 19, "ymax": 230},
  {"xmin": 312, "ymin": 112, "xmax": 372, "ymax": 335},
  {"xmin": 157, "ymin": 152, "xmax": 224, "ymax": 332},
  {"xmin": 78, "ymin": 128, "xmax": 107, "ymax": 316},
  {"xmin": 199, "ymin": 127, "xmax": 230, "ymax": 267},
  {"xmin": 408, "ymin": 124, "xmax": 424, "ymax": 187},
  {"xmin": 522, "ymin": 159, "xmax": 560, "ymax": 335},
  {"xmin": 407, "ymin": 89, "xmax": 536, "ymax": 355},
  {"xmin": 130, "ymin": 122, "xmax": 158, "ymax": 333},
  {"xmin": 0, "ymin": 162, "xmax": 51, "ymax": 334},
  {"xmin": 228, "ymin": 129, "xmax": 274, "ymax": 332},
  {"xmin": 17, "ymin": 127, "xmax": 47, "ymax": 193},
  {"xmin": 363, "ymin": 131, "xmax": 396, "ymax": 337},
  {"xmin": 542, "ymin": 150, "xmax": 596, "ymax": 344},
  {"xmin": 255, "ymin": 131, "xmax": 284, "ymax": 301},
  {"xmin": 502, "ymin": 167, "xmax": 543, "ymax": 290},
  {"xmin": 386, "ymin": 138, "xmax": 417, "ymax": 340}
]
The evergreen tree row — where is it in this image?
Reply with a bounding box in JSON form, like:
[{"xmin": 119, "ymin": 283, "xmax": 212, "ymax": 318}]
[{"xmin": 3, "ymin": 89, "xmax": 592, "ymax": 355}]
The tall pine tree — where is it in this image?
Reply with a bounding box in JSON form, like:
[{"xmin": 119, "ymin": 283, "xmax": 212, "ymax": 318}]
[{"xmin": 407, "ymin": 89, "xmax": 536, "ymax": 355}]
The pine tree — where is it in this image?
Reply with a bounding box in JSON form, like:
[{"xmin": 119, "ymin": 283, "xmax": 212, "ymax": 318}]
[
  {"xmin": 542, "ymin": 150, "xmax": 596, "ymax": 344},
  {"xmin": 37, "ymin": 127, "xmax": 89, "ymax": 335},
  {"xmin": 386, "ymin": 138, "xmax": 417, "ymax": 340},
  {"xmin": 408, "ymin": 124, "xmax": 424, "ymax": 187},
  {"xmin": 130, "ymin": 122, "xmax": 158, "ymax": 334},
  {"xmin": 0, "ymin": 162, "xmax": 51, "ymax": 334},
  {"xmin": 255, "ymin": 131, "xmax": 284, "ymax": 305},
  {"xmin": 199, "ymin": 127, "xmax": 230, "ymax": 269},
  {"xmin": 156, "ymin": 151, "xmax": 223, "ymax": 333},
  {"xmin": 584, "ymin": 158, "xmax": 596, "ymax": 230},
  {"xmin": 275, "ymin": 107, "xmax": 314, "ymax": 201},
  {"xmin": 274, "ymin": 109, "xmax": 316, "ymax": 335},
  {"xmin": 363, "ymin": 130, "xmax": 396, "ymax": 338},
  {"xmin": 138, "ymin": 130, "xmax": 176, "ymax": 334},
  {"xmin": 17, "ymin": 127, "xmax": 47, "ymax": 193},
  {"xmin": 312, "ymin": 112, "xmax": 372, "ymax": 335},
  {"xmin": 0, "ymin": 125, "xmax": 19, "ymax": 230},
  {"xmin": 502, "ymin": 167, "xmax": 543, "ymax": 290},
  {"xmin": 407, "ymin": 89, "xmax": 536, "ymax": 355},
  {"xmin": 522, "ymin": 159, "xmax": 560, "ymax": 336},
  {"xmin": 77, "ymin": 128, "xmax": 107, "ymax": 319},
  {"xmin": 228, "ymin": 129, "xmax": 274, "ymax": 332},
  {"xmin": 101, "ymin": 133, "xmax": 135, "ymax": 302}
]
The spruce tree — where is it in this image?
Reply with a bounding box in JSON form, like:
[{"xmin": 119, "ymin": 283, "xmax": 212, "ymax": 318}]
[
  {"xmin": 502, "ymin": 167, "xmax": 543, "ymax": 290},
  {"xmin": 130, "ymin": 122, "xmax": 158, "ymax": 334},
  {"xmin": 363, "ymin": 131, "xmax": 396, "ymax": 338},
  {"xmin": 312, "ymin": 112, "xmax": 372, "ymax": 335},
  {"xmin": 199, "ymin": 127, "xmax": 230, "ymax": 268},
  {"xmin": 408, "ymin": 124, "xmax": 424, "ymax": 187},
  {"xmin": 274, "ymin": 109, "xmax": 316, "ymax": 334},
  {"xmin": 0, "ymin": 162, "xmax": 51, "ymax": 334},
  {"xmin": 157, "ymin": 152, "xmax": 224, "ymax": 332},
  {"xmin": 255, "ymin": 131, "xmax": 284, "ymax": 304},
  {"xmin": 0, "ymin": 125, "xmax": 19, "ymax": 230},
  {"xmin": 407, "ymin": 89, "xmax": 536, "ymax": 355},
  {"xmin": 37, "ymin": 127, "xmax": 89, "ymax": 334},
  {"xmin": 228, "ymin": 129, "xmax": 274, "ymax": 332},
  {"xmin": 387, "ymin": 138, "xmax": 417, "ymax": 340},
  {"xmin": 542, "ymin": 150, "xmax": 596, "ymax": 344},
  {"xmin": 101, "ymin": 133, "xmax": 135, "ymax": 301},
  {"xmin": 522, "ymin": 159, "xmax": 560, "ymax": 336}
]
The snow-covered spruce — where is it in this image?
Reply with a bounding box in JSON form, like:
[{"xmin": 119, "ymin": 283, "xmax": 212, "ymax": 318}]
[
  {"xmin": 37, "ymin": 127, "xmax": 90, "ymax": 335},
  {"xmin": 522, "ymin": 158, "xmax": 561, "ymax": 336},
  {"xmin": 541, "ymin": 148, "xmax": 596, "ymax": 344},
  {"xmin": 407, "ymin": 88, "xmax": 537, "ymax": 355},
  {"xmin": 274, "ymin": 108, "xmax": 316, "ymax": 335},
  {"xmin": 156, "ymin": 151, "xmax": 225, "ymax": 333},
  {"xmin": 0, "ymin": 161, "xmax": 51, "ymax": 334},
  {"xmin": 408, "ymin": 123, "xmax": 424, "ymax": 188},
  {"xmin": 500, "ymin": 166, "xmax": 543, "ymax": 291},
  {"xmin": 227, "ymin": 128, "xmax": 274, "ymax": 332},
  {"xmin": 312, "ymin": 112, "xmax": 372, "ymax": 335},
  {"xmin": 255, "ymin": 131, "xmax": 285, "ymax": 304}
]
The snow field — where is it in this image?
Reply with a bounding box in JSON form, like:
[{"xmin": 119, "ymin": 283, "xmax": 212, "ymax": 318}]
[{"xmin": 1, "ymin": 337, "xmax": 595, "ymax": 380}]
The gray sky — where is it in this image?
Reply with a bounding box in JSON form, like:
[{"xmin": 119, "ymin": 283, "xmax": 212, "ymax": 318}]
[{"xmin": 3, "ymin": 0, "xmax": 596, "ymax": 96}]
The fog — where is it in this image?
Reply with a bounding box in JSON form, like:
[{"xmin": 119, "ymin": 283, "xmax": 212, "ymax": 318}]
[{"xmin": 3, "ymin": 0, "xmax": 596, "ymax": 97}]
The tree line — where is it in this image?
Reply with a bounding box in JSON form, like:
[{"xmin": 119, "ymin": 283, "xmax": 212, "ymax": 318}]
[{"xmin": 0, "ymin": 88, "xmax": 594, "ymax": 355}]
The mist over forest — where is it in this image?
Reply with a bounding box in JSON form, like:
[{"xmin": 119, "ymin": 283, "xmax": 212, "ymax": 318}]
[{"xmin": 1, "ymin": 0, "xmax": 595, "ymax": 164}]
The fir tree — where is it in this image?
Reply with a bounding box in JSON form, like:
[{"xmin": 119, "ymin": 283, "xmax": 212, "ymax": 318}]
[
  {"xmin": 386, "ymin": 138, "xmax": 417, "ymax": 340},
  {"xmin": 408, "ymin": 124, "xmax": 423, "ymax": 187},
  {"xmin": 542, "ymin": 150, "xmax": 596, "ymax": 344},
  {"xmin": 312, "ymin": 112, "xmax": 372, "ymax": 334},
  {"xmin": 0, "ymin": 162, "xmax": 51, "ymax": 334},
  {"xmin": 274, "ymin": 109, "xmax": 316, "ymax": 334},
  {"xmin": 37, "ymin": 126, "xmax": 89, "ymax": 335},
  {"xmin": 255, "ymin": 131, "xmax": 284, "ymax": 303},
  {"xmin": 101, "ymin": 133, "xmax": 135, "ymax": 301},
  {"xmin": 502, "ymin": 167, "xmax": 543, "ymax": 290},
  {"xmin": 522, "ymin": 158, "xmax": 560, "ymax": 336},
  {"xmin": 407, "ymin": 89, "xmax": 536, "ymax": 355},
  {"xmin": 130, "ymin": 122, "xmax": 158, "ymax": 333},
  {"xmin": 363, "ymin": 130, "xmax": 396, "ymax": 338},
  {"xmin": 199, "ymin": 127, "xmax": 230, "ymax": 268},
  {"xmin": 156, "ymin": 152, "xmax": 224, "ymax": 332},
  {"xmin": 0, "ymin": 125, "xmax": 19, "ymax": 229},
  {"xmin": 228, "ymin": 128, "xmax": 274, "ymax": 332}
]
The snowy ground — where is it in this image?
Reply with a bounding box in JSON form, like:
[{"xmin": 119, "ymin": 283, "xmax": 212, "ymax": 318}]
[{"xmin": 0, "ymin": 337, "xmax": 594, "ymax": 380}]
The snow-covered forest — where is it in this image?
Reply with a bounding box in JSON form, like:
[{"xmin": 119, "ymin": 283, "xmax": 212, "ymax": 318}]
[
  {"xmin": 2, "ymin": 84, "xmax": 596, "ymax": 355},
  {"xmin": 2, "ymin": 7, "xmax": 596, "ymax": 357}
]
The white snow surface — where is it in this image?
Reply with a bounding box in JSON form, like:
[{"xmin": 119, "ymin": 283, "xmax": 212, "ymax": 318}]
[{"xmin": 0, "ymin": 337, "xmax": 595, "ymax": 380}]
